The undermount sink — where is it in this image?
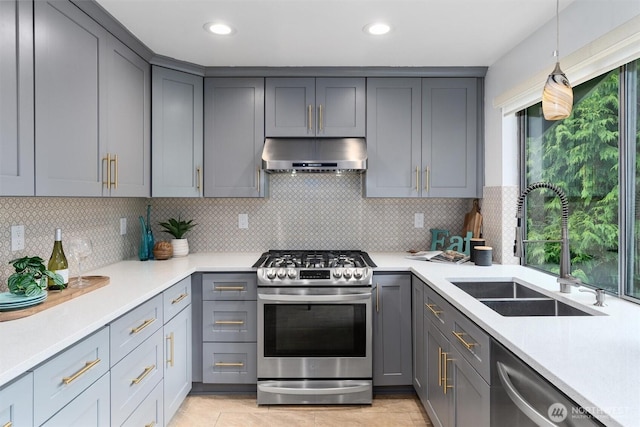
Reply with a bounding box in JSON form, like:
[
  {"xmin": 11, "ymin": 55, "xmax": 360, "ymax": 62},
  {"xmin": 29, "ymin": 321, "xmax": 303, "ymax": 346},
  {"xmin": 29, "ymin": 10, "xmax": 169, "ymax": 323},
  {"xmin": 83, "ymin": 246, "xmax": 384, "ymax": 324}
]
[{"xmin": 449, "ymin": 280, "xmax": 593, "ymax": 317}]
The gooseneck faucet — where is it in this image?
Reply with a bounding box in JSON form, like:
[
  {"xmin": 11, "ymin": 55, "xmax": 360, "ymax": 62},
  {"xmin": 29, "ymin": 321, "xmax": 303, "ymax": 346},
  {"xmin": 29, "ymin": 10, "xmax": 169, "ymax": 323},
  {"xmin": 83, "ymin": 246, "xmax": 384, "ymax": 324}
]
[{"xmin": 514, "ymin": 182, "xmax": 581, "ymax": 293}]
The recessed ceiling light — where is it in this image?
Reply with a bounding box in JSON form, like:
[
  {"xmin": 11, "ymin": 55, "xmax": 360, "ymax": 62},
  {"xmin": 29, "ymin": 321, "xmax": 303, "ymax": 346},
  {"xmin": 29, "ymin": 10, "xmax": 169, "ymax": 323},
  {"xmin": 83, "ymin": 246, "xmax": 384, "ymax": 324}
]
[
  {"xmin": 204, "ymin": 22, "xmax": 235, "ymax": 36},
  {"xmin": 363, "ymin": 22, "xmax": 391, "ymax": 36}
]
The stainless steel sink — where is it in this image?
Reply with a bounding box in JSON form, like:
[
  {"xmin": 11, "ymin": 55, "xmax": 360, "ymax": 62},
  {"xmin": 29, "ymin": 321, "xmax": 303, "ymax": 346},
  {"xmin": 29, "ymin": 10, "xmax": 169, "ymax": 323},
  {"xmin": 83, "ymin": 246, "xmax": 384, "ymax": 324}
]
[{"xmin": 449, "ymin": 280, "xmax": 593, "ymax": 317}]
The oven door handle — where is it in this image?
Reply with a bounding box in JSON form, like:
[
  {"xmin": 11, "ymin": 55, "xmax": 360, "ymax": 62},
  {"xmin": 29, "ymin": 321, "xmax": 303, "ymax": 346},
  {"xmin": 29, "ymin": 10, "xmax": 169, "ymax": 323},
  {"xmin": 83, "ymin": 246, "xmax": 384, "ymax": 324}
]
[
  {"xmin": 258, "ymin": 382, "xmax": 371, "ymax": 396},
  {"xmin": 258, "ymin": 292, "xmax": 371, "ymax": 303}
]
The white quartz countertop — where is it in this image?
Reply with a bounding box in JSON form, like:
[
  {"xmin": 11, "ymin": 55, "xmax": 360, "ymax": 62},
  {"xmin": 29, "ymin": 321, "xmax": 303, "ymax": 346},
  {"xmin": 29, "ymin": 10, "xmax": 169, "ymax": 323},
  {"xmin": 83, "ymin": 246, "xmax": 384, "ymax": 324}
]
[{"xmin": 1, "ymin": 251, "xmax": 638, "ymax": 426}]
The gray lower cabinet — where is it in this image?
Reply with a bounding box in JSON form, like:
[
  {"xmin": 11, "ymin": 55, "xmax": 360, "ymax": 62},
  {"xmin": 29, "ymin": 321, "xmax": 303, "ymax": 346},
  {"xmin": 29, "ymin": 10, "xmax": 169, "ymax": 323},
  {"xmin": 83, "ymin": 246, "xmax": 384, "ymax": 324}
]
[
  {"xmin": 372, "ymin": 273, "xmax": 412, "ymax": 386},
  {"xmin": 121, "ymin": 380, "xmax": 163, "ymax": 427},
  {"xmin": 366, "ymin": 78, "xmax": 482, "ymax": 198},
  {"xmin": 204, "ymin": 78, "xmax": 265, "ymax": 197},
  {"xmin": 151, "ymin": 66, "xmax": 204, "ymax": 197},
  {"xmin": 34, "ymin": 0, "xmax": 150, "ymax": 197},
  {"xmin": 0, "ymin": 0, "xmax": 34, "ymax": 196},
  {"xmin": 265, "ymin": 77, "xmax": 365, "ymax": 137},
  {"xmin": 202, "ymin": 273, "xmax": 258, "ymax": 384},
  {"xmin": 0, "ymin": 373, "xmax": 33, "ymax": 426},
  {"xmin": 412, "ymin": 277, "xmax": 426, "ymax": 404}
]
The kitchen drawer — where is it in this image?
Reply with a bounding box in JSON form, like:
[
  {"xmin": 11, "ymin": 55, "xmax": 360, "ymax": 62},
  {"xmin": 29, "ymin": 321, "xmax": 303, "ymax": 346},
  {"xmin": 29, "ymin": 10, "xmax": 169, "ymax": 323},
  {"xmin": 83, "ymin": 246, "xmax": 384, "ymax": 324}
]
[
  {"xmin": 449, "ymin": 309, "xmax": 491, "ymax": 384},
  {"xmin": 33, "ymin": 326, "xmax": 110, "ymax": 426},
  {"xmin": 164, "ymin": 276, "xmax": 192, "ymax": 322},
  {"xmin": 423, "ymin": 284, "xmax": 453, "ymax": 335},
  {"xmin": 121, "ymin": 380, "xmax": 163, "ymax": 427},
  {"xmin": 111, "ymin": 328, "xmax": 164, "ymax": 427},
  {"xmin": 202, "ymin": 273, "xmax": 257, "ymax": 300},
  {"xmin": 41, "ymin": 372, "xmax": 110, "ymax": 427},
  {"xmin": 203, "ymin": 300, "xmax": 257, "ymax": 342},
  {"xmin": 0, "ymin": 372, "xmax": 33, "ymax": 427},
  {"xmin": 110, "ymin": 294, "xmax": 163, "ymax": 365},
  {"xmin": 203, "ymin": 342, "xmax": 257, "ymax": 384}
]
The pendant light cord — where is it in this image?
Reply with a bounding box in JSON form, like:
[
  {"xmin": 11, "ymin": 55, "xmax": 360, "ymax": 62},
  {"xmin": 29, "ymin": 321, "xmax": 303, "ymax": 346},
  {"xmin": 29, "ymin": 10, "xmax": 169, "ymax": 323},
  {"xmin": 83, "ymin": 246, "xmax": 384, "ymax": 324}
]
[{"xmin": 555, "ymin": 0, "xmax": 560, "ymax": 59}]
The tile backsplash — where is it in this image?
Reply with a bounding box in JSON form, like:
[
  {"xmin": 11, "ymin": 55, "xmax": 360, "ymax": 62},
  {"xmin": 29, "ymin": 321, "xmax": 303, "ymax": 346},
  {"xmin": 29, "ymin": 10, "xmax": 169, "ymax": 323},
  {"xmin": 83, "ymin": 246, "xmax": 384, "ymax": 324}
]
[{"xmin": 1, "ymin": 174, "xmax": 475, "ymax": 290}]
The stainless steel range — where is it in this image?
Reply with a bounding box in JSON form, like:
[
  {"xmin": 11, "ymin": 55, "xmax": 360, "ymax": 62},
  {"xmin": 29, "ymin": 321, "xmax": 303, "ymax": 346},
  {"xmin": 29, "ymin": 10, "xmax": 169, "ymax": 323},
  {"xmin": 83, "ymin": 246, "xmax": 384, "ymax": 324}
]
[{"xmin": 253, "ymin": 250, "xmax": 376, "ymax": 405}]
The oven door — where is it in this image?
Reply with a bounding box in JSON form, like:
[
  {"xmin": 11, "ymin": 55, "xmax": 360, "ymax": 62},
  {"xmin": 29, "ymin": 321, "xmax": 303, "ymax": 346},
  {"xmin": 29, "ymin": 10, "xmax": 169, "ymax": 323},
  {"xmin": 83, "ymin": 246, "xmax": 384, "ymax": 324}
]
[{"xmin": 257, "ymin": 287, "xmax": 372, "ymax": 380}]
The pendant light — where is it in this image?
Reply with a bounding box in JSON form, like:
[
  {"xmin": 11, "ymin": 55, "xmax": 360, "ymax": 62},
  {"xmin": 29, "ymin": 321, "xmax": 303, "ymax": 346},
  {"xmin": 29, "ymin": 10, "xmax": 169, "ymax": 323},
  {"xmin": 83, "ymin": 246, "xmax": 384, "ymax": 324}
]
[{"xmin": 542, "ymin": 0, "xmax": 573, "ymax": 120}]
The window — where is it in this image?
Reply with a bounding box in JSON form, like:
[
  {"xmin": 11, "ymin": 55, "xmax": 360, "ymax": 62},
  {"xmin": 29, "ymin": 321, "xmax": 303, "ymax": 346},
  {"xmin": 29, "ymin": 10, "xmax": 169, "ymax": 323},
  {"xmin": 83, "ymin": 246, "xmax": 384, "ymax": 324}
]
[{"xmin": 521, "ymin": 62, "xmax": 640, "ymax": 300}]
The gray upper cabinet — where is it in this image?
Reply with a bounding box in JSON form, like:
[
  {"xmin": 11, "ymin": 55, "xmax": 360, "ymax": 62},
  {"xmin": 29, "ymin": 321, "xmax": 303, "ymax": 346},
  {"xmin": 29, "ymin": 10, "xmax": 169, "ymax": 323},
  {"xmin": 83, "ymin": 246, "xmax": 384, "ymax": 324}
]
[
  {"xmin": 204, "ymin": 78, "xmax": 265, "ymax": 197},
  {"xmin": 365, "ymin": 78, "xmax": 422, "ymax": 197},
  {"xmin": 0, "ymin": 0, "xmax": 34, "ymax": 196},
  {"xmin": 151, "ymin": 66, "xmax": 203, "ymax": 197},
  {"xmin": 422, "ymin": 78, "xmax": 479, "ymax": 198},
  {"xmin": 35, "ymin": 0, "xmax": 150, "ymax": 197},
  {"xmin": 265, "ymin": 77, "xmax": 365, "ymax": 137}
]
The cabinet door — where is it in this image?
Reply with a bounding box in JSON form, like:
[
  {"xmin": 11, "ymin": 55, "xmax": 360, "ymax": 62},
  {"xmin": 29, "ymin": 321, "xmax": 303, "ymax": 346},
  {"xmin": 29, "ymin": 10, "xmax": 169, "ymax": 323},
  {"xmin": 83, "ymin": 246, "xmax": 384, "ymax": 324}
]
[
  {"xmin": 365, "ymin": 78, "xmax": 422, "ymax": 197},
  {"xmin": 151, "ymin": 66, "xmax": 203, "ymax": 197},
  {"xmin": 0, "ymin": 373, "xmax": 33, "ymax": 427},
  {"xmin": 425, "ymin": 322, "xmax": 451, "ymax": 427},
  {"xmin": 164, "ymin": 305, "xmax": 192, "ymax": 424},
  {"xmin": 204, "ymin": 78, "xmax": 265, "ymax": 197},
  {"xmin": 412, "ymin": 277, "xmax": 426, "ymax": 404},
  {"xmin": 450, "ymin": 346, "xmax": 490, "ymax": 427},
  {"xmin": 0, "ymin": 0, "xmax": 34, "ymax": 196},
  {"xmin": 422, "ymin": 78, "xmax": 479, "ymax": 198},
  {"xmin": 315, "ymin": 78, "xmax": 365, "ymax": 137},
  {"xmin": 105, "ymin": 36, "xmax": 150, "ymax": 197},
  {"xmin": 372, "ymin": 273, "xmax": 412, "ymax": 386},
  {"xmin": 41, "ymin": 373, "xmax": 110, "ymax": 427},
  {"xmin": 35, "ymin": 0, "xmax": 107, "ymax": 196},
  {"xmin": 265, "ymin": 77, "xmax": 315, "ymax": 136}
]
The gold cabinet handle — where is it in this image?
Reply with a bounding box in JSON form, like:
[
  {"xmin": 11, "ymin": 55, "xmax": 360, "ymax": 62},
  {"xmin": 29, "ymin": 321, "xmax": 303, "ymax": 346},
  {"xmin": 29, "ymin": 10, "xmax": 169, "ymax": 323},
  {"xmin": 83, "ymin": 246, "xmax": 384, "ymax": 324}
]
[
  {"xmin": 452, "ymin": 331, "xmax": 477, "ymax": 350},
  {"xmin": 425, "ymin": 166, "xmax": 430, "ymax": 192},
  {"xmin": 438, "ymin": 347, "xmax": 443, "ymax": 387},
  {"xmin": 112, "ymin": 154, "xmax": 118, "ymax": 189},
  {"xmin": 214, "ymin": 286, "xmax": 245, "ymax": 291},
  {"xmin": 307, "ymin": 104, "xmax": 313, "ymax": 132},
  {"xmin": 443, "ymin": 352, "xmax": 453, "ymax": 394},
  {"xmin": 145, "ymin": 423, "xmax": 155, "ymax": 427},
  {"xmin": 425, "ymin": 303, "xmax": 442, "ymax": 317},
  {"xmin": 196, "ymin": 167, "xmax": 202, "ymax": 195},
  {"xmin": 171, "ymin": 293, "xmax": 188, "ymax": 305},
  {"xmin": 318, "ymin": 104, "xmax": 323, "ymax": 132},
  {"xmin": 62, "ymin": 358, "xmax": 101, "ymax": 385},
  {"xmin": 256, "ymin": 167, "xmax": 261, "ymax": 193},
  {"xmin": 214, "ymin": 320, "xmax": 245, "ymax": 325},
  {"xmin": 4, "ymin": 422, "xmax": 13, "ymax": 427},
  {"xmin": 102, "ymin": 153, "xmax": 111, "ymax": 190},
  {"xmin": 415, "ymin": 166, "xmax": 419, "ymax": 192},
  {"xmin": 131, "ymin": 318, "xmax": 156, "ymax": 334},
  {"xmin": 214, "ymin": 362, "xmax": 244, "ymax": 367},
  {"xmin": 131, "ymin": 365, "xmax": 155, "ymax": 385},
  {"xmin": 166, "ymin": 332, "xmax": 175, "ymax": 367},
  {"xmin": 375, "ymin": 284, "xmax": 380, "ymax": 313}
]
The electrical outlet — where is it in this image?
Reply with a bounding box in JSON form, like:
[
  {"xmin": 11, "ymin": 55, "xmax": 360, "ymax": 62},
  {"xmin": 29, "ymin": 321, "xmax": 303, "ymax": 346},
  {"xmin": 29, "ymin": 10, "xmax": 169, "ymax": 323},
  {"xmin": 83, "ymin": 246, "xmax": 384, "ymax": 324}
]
[
  {"xmin": 11, "ymin": 225, "xmax": 25, "ymax": 251},
  {"xmin": 120, "ymin": 217, "xmax": 127, "ymax": 235},
  {"xmin": 414, "ymin": 213, "xmax": 424, "ymax": 228},
  {"xmin": 238, "ymin": 213, "xmax": 249, "ymax": 229}
]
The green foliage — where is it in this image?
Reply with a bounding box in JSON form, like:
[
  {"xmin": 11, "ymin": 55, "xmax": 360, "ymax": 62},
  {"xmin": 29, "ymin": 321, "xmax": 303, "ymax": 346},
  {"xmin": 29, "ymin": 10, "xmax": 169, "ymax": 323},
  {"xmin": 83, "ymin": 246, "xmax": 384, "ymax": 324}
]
[
  {"xmin": 159, "ymin": 215, "xmax": 197, "ymax": 239},
  {"xmin": 7, "ymin": 256, "xmax": 63, "ymax": 296}
]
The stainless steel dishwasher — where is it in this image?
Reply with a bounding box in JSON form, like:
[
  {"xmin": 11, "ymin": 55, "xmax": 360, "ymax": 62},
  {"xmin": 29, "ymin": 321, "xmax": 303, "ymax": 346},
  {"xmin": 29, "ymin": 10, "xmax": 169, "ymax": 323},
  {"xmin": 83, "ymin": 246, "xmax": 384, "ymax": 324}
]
[{"xmin": 491, "ymin": 340, "xmax": 605, "ymax": 427}]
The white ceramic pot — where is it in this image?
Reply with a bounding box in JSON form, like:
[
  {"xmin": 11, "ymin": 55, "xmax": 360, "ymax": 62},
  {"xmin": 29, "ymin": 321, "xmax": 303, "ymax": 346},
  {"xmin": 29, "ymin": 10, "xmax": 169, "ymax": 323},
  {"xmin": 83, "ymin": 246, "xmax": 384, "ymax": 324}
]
[{"xmin": 171, "ymin": 238, "xmax": 189, "ymax": 257}]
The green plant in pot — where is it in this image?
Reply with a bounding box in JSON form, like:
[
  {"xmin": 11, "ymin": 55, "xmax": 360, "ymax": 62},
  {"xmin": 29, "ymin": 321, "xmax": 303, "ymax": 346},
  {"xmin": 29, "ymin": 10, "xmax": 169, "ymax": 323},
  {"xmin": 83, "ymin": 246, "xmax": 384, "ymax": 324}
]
[
  {"xmin": 8, "ymin": 256, "xmax": 63, "ymax": 296},
  {"xmin": 159, "ymin": 215, "xmax": 197, "ymax": 257}
]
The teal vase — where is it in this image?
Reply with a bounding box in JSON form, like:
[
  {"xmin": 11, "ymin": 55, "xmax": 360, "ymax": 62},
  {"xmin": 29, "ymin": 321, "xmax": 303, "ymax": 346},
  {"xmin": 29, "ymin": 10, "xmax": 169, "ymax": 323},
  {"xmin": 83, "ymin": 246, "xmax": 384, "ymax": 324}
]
[{"xmin": 138, "ymin": 216, "xmax": 149, "ymax": 261}]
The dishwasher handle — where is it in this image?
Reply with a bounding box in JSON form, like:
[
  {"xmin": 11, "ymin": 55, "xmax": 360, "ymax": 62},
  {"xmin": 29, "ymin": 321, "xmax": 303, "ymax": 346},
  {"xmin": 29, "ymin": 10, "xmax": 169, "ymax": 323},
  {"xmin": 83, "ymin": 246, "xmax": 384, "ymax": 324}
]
[{"xmin": 496, "ymin": 361, "xmax": 558, "ymax": 427}]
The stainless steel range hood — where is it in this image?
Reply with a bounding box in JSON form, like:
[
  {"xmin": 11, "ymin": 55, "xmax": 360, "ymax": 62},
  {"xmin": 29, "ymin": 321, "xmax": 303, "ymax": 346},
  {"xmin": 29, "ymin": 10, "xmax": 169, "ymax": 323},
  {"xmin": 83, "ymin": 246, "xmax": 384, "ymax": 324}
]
[{"xmin": 262, "ymin": 138, "xmax": 367, "ymax": 173}]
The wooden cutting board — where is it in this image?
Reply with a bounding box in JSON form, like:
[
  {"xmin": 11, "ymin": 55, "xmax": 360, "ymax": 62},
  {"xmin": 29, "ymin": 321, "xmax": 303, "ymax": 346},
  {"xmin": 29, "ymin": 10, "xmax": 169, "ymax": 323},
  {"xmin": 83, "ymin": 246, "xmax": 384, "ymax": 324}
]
[
  {"xmin": 462, "ymin": 199, "xmax": 483, "ymax": 238},
  {"xmin": 0, "ymin": 276, "xmax": 109, "ymax": 322}
]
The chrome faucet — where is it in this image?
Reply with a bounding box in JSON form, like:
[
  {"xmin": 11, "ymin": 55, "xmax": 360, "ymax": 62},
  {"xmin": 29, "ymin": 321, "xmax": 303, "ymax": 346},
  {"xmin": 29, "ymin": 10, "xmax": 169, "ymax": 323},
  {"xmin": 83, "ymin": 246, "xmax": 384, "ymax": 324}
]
[{"xmin": 514, "ymin": 182, "xmax": 581, "ymax": 293}]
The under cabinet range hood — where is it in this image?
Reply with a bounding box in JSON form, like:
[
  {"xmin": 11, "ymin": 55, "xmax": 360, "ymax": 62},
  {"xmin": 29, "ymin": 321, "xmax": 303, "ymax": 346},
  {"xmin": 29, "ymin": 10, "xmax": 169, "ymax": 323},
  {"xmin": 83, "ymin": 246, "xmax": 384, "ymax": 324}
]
[{"xmin": 261, "ymin": 138, "xmax": 367, "ymax": 173}]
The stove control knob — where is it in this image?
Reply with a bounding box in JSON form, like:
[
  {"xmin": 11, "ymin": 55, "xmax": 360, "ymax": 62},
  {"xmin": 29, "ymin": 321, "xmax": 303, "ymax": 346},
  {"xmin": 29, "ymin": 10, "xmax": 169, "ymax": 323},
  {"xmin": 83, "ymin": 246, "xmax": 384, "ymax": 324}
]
[
  {"xmin": 266, "ymin": 269, "xmax": 277, "ymax": 280},
  {"xmin": 333, "ymin": 268, "xmax": 343, "ymax": 279},
  {"xmin": 287, "ymin": 269, "xmax": 298, "ymax": 279},
  {"xmin": 353, "ymin": 268, "xmax": 364, "ymax": 279},
  {"xmin": 343, "ymin": 268, "xmax": 353, "ymax": 279},
  {"xmin": 277, "ymin": 268, "xmax": 287, "ymax": 279}
]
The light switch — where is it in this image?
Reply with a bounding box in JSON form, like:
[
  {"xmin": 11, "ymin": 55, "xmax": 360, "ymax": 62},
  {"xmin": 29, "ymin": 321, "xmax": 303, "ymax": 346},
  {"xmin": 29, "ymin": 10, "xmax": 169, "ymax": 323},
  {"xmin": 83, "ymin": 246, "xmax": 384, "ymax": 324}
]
[
  {"xmin": 414, "ymin": 213, "xmax": 424, "ymax": 228},
  {"xmin": 239, "ymin": 213, "xmax": 249, "ymax": 229}
]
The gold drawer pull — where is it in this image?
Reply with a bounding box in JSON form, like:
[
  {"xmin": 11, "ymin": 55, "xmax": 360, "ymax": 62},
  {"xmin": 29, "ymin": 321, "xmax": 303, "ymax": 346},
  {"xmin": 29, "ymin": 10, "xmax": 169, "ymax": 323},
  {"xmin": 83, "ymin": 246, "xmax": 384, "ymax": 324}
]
[
  {"xmin": 425, "ymin": 303, "xmax": 442, "ymax": 316},
  {"xmin": 214, "ymin": 320, "xmax": 245, "ymax": 325},
  {"xmin": 145, "ymin": 423, "xmax": 155, "ymax": 427},
  {"xmin": 4, "ymin": 422, "xmax": 13, "ymax": 427},
  {"xmin": 215, "ymin": 362, "xmax": 244, "ymax": 367},
  {"xmin": 171, "ymin": 293, "xmax": 188, "ymax": 304},
  {"xmin": 166, "ymin": 332, "xmax": 175, "ymax": 367},
  {"xmin": 443, "ymin": 352, "xmax": 453, "ymax": 394},
  {"xmin": 62, "ymin": 358, "xmax": 101, "ymax": 385},
  {"xmin": 214, "ymin": 286, "xmax": 245, "ymax": 291},
  {"xmin": 452, "ymin": 331, "xmax": 477, "ymax": 350},
  {"xmin": 131, "ymin": 318, "xmax": 156, "ymax": 334},
  {"xmin": 132, "ymin": 365, "xmax": 156, "ymax": 385}
]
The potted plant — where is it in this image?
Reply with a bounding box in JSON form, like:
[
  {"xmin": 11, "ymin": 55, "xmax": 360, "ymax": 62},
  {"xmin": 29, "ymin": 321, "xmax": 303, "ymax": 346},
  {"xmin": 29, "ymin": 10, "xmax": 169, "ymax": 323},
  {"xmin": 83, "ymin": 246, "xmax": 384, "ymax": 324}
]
[
  {"xmin": 8, "ymin": 256, "xmax": 63, "ymax": 296},
  {"xmin": 159, "ymin": 215, "xmax": 197, "ymax": 257}
]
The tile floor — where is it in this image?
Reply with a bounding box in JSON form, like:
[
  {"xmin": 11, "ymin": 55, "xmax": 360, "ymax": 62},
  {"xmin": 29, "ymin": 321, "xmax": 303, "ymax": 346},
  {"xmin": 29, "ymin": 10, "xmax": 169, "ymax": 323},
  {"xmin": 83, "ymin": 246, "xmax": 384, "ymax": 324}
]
[{"xmin": 168, "ymin": 393, "xmax": 433, "ymax": 426}]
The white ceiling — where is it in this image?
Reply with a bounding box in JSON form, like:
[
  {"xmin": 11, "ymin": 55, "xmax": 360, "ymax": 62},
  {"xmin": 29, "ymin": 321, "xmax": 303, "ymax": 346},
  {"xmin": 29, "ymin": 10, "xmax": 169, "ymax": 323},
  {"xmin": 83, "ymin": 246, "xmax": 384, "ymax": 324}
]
[{"xmin": 95, "ymin": 0, "xmax": 574, "ymax": 68}]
